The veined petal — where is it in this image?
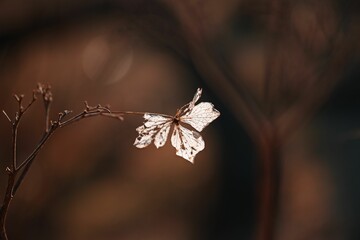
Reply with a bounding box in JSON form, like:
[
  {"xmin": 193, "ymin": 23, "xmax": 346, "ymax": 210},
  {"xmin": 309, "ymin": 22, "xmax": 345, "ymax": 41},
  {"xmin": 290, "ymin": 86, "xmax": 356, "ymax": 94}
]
[
  {"xmin": 154, "ymin": 122, "xmax": 171, "ymax": 148},
  {"xmin": 134, "ymin": 113, "xmax": 172, "ymax": 148},
  {"xmin": 134, "ymin": 134, "xmax": 154, "ymax": 148},
  {"xmin": 189, "ymin": 88, "xmax": 202, "ymax": 110},
  {"xmin": 170, "ymin": 124, "xmax": 205, "ymax": 163},
  {"xmin": 143, "ymin": 113, "xmax": 170, "ymax": 127},
  {"xmin": 180, "ymin": 102, "xmax": 220, "ymax": 132}
]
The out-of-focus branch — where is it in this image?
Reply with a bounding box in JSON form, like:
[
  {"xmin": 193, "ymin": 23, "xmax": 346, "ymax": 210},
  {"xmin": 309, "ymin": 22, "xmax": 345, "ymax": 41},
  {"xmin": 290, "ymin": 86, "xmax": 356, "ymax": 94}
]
[
  {"xmin": 277, "ymin": 29, "xmax": 357, "ymax": 140},
  {"xmin": 163, "ymin": 1, "xmax": 356, "ymax": 240},
  {"xmin": 163, "ymin": 1, "xmax": 269, "ymax": 144}
]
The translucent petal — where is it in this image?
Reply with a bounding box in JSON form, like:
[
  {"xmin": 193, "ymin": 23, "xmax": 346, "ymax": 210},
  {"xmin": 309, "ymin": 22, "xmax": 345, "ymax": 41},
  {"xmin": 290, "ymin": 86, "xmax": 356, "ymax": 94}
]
[
  {"xmin": 134, "ymin": 113, "xmax": 172, "ymax": 148},
  {"xmin": 189, "ymin": 88, "xmax": 202, "ymax": 110},
  {"xmin": 180, "ymin": 102, "xmax": 220, "ymax": 132},
  {"xmin": 171, "ymin": 124, "xmax": 205, "ymax": 163},
  {"xmin": 134, "ymin": 134, "xmax": 154, "ymax": 148},
  {"xmin": 154, "ymin": 122, "xmax": 171, "ymax": 148},
  {"xmin": 176, "ymin": 88, "xmax": 203, "ymax": 116},
  {"xmin": 143, "ymin": 114, "xmax": 170, "ymax": 127}
]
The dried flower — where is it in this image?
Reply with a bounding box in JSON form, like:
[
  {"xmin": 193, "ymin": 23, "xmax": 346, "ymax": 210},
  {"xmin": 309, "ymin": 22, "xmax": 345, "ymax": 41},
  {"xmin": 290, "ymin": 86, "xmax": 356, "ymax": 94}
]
[{"xmin": 134, "ymin": 88, "xmax": 220, "ymax": 163}]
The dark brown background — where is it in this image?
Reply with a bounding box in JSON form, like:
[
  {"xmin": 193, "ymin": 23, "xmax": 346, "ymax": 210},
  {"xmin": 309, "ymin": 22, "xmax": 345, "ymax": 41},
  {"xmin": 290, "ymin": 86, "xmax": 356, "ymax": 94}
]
[{"xmin": 0, "ymin": 0, "xmax": 359, "ymax": 239}]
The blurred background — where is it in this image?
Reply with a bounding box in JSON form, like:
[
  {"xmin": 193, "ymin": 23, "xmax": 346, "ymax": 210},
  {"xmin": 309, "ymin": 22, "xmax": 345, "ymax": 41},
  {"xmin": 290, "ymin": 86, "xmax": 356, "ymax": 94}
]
[{"xmin": 0, "ymin": 0, "xmax": 359, "ymax": 240}]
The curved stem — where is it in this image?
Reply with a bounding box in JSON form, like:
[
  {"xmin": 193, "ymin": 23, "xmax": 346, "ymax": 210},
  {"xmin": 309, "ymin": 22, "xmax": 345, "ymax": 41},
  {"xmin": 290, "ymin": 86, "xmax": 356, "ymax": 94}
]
[
  {"xmin": 0, "ymin": 116, "xmax": 22, "ymax": 239},
  {"xmin": 14, "ymin": 127, "xmax": 57, "ymax": 195},
  {"xmin": 13, "ymin": 109, "xmax": 156, "ymax": 194},
  {"xmin": 0, "ymin": 171, "xmax": 16, "ymax": 240}
]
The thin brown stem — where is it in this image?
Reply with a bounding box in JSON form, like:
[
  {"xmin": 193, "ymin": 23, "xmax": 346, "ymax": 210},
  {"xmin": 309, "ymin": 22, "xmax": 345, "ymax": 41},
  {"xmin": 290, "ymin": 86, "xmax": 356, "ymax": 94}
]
[
  {"xmin": 0, "ymin": 170, "xmax": 16, "ymax": 240},
  {"xmin": 11, "ymin": 126, "xmax": 18, "ymax": 171},
  {"xmin": 15, "ymin": 126, "xmax": 57, "ymax": 172},
  {"xmin": 0, "ymin": 93, "xmax": 37, "ymax": 240},
  {"xmin": 13, "ymin": 126, "xmax": 57, "ymax": 195},
  {"xmin": 1, "ymin": 119, "xmax": 21, "ymax": 240},
  {"xmin": 45, "ymin": 105, "xmax": 51, "ymax": 132},
  {"xmin": 13, "ymin": 106, "xmax": 128, "ymax": 195},
  {"xmin": 111, "ymin": 110, "xmax": 173, "ymax": 118},
  {"xmin": 2, "ymin": 111, "xmax": 11, "ymax": 123},
  {"xmin": 59, "ymin": 110, "xmax": 121, "ymax": 128}
]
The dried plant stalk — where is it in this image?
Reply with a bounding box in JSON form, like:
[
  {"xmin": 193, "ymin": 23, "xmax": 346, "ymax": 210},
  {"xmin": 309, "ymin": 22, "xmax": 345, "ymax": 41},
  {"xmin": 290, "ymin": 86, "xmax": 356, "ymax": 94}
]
[
  {"xmin": 0, "ymin": 84, "xmax": 123, "ymax": 240},
  {"xmin": 0, "ymin": 84, "xmax": 220, "ymax": 240}
]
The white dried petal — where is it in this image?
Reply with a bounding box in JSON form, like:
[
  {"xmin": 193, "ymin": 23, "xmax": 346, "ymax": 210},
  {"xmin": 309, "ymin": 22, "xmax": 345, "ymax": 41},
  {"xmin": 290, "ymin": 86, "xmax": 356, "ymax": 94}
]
[
  {"xmin": 189, "ymin": 88, "xmax": 202, "ymax": 110},
  {"xmin": 134, "ymin": 113, "xmax": 172, "ymax": 148},
  {"xmin": 181, "ymin": 102, "xmax": 220, "ymax": 132},
  {"xmin": 154, "ymin": 122, "xmax": 171, "ymax": 148},
  {"xmin": 171, "ymin": 124, "xmax": 205, "ymax": 163},
  {"xmin": 143, "ymin": 113, "xmax": 170, "ymax": 127},
  {"xmin": 134, "ymin": 134, "xmax": 153, "ymax": 148}
]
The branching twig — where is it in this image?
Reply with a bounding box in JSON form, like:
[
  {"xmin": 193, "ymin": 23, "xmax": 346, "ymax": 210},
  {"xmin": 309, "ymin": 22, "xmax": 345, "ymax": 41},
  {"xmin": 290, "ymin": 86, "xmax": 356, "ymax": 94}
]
[
  {"xmin": 2, "ymin": 111, "xmax": 11, "ymax": 123},
  {"xmin": 0, "ymin": 90, "xmax": 38, "ymax": 240},
  {"xmin": 0, "ymin": 84, "xmax": 127, "ymax": 240},
  {"xmin": 36, "ymin": 83, "xmax": 53, "ymax": 132}
]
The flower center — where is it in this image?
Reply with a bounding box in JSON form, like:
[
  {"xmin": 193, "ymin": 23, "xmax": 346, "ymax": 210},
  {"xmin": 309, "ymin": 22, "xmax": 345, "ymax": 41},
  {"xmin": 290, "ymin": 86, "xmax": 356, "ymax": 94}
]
[{"xmin": 173, "ymin": 117, "xmax": 180, "ymax": 125}]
